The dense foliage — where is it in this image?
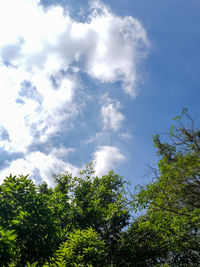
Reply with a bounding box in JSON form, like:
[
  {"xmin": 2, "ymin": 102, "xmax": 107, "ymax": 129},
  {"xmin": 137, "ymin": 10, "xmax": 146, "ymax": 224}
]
[
  {"xmin": 0, "ymin": 110, "xmax": 199, "ymax": 266},
  {"xmin": 130, "ymin": 110, "xmax": 200, "ymax": 266}
]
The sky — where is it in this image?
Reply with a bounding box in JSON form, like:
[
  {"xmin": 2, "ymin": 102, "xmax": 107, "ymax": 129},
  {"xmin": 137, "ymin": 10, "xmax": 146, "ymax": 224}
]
[{"xmin": 0, "ymin": 0, "xmax": 199, "ymax": 186}]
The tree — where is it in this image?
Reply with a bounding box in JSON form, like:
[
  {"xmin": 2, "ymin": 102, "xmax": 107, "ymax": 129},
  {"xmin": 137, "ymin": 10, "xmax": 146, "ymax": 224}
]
[
  {"xmin": 113, "ymin": 218, "xmax": 170, "ymax": 267},
  {"xmin": 132, "ymin": 109, "xmax": 200, "ymax": 266},
  {"xmin": 0, "ymin": 227, "xmax": 16, "ymax": 266},
  {"xmin": 69, "ymin": 164, "xmax": 130, "ymax": 264},
  {"xmin": 49, "ymin": 163, "xmax": 130, "ymax": 265},
  {"xmin": 51, "ymin": 228, "xmax": 106, "ymax": 267},
  {"xmin": 0, "ymin": 174, "xmax": 59, "ymax": 266},
  {"xmin": 0, "ymin": 164, "xmax": 130, "ymax": 266}
]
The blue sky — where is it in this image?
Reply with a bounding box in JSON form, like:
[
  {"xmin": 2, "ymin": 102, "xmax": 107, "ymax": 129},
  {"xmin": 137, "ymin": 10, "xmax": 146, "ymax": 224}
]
[{"xmin": 0, "ymin": 0, "xmax": 199, "ymax": 186}]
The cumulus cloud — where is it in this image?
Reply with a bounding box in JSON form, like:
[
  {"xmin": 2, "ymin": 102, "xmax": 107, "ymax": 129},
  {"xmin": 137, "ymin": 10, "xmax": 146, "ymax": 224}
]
[
  {"xmin": 0, "ymin": 64, "xmax": 77, "ymax": 152},
  {"xmin": 0, "ymin": 0, "xmax": 149, "ymax": 89},
  {"xmin": 93, "ymin": 146, "xmax": 125, "ymax": 176},
  {"xmin": 86, "ymin": 2, "xmax": 149, "ymax": 95},
  {"xmin": 0, "ymin": 150, "xmax": 80, "ymax": 186},
  {"xmin": 0, "ymin": 0, "xmax": 149, "ymax": 183}
]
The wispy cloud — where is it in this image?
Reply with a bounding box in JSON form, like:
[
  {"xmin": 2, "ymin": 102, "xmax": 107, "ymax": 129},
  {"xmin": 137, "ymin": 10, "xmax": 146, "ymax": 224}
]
[
  {"xmin": 120, "ymin": 132, "xmax": 133, "ymax": 139},
  {"xmin": 101, "ymin": 102, "xmax": 124, "ymax": 132}
]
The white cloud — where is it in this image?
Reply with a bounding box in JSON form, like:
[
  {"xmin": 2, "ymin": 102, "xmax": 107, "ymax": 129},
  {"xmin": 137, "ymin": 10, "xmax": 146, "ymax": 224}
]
[
  {"xmin": 86, "ymin": 1, "xmax": 149, "ymax": 95},
  {"xmin": 0, "ymin": 150, "xmax": 80, "ymax": 186},
  {"xmin": 0, "ymin": 0, "xmax": 149, "ymax": 91},
  {"xmin": 101, "ymin": 101, "xmax": 124, "ymax": 132},
  {"xmin": 93, "ymin": 146, "xmax": 125, "ymax": 176},
  {"xmin": 121, "ymin": 132, "xmax": 133, "ymax": 139},
  {"xmin": 0, "ymin": 0, "xmax": 148, "ymax": 182},
  {"xmin": 0, "ymin": 64, "xmax": 77, "ymax": 152},
  {"xmin": 85, "ymin": 132, "xmax": 104, "ymax": 144},
  {"xmin": 50, "ymin": 146, "xmax": 74, "ymax": 158}
]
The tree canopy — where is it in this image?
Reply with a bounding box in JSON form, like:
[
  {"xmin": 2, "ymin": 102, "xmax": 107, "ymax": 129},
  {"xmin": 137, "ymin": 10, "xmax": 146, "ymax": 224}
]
[
  {"xmin": 0, "ymin": 110, "xmax": 199, "ymax": 266},
  {"xmin": 131, "ymin": 109, "xmax": 200, "ymax": 266}
]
